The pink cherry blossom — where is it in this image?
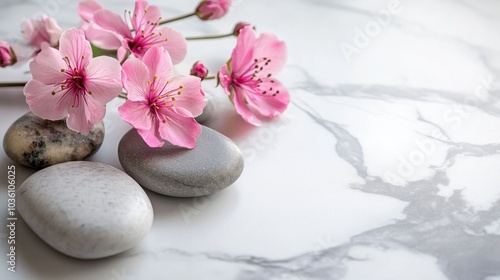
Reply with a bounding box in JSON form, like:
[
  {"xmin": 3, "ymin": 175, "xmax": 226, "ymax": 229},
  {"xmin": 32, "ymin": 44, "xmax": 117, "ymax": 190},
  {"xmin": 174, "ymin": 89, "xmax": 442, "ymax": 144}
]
[
  {"xmin": 196, "ymin": 0, "xmax": 231, "ymax": 20},
  {"xmin": 82, "ymin": 0, "xmax": 187, "ymax": 63},
  {"xmin": 190, "ymin": 61, "xmax": 209, "ymax": 80},
  {"xmin": 21, "ymin": 16, "xmax": 63, "ymax": 52},
  {"xmin": 24, "ymin": 28, "xmax": 122, "ymax": 135},
  {"xmin": 118, "ymin": 47, "xmax": 205, "ymax": 148},
  {"xmin": 0, "ymin": 40, "xmax": 15, "ymax": 67},
  {"xmin": 218, "ymin": 26, "xmax": 290, "ymax": 126}
]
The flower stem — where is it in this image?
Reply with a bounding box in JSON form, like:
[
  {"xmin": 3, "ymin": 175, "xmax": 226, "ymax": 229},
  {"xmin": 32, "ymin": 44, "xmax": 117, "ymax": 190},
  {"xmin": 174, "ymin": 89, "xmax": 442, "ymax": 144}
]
[
  {"xmin": 0, "ymin": 82, "xmax": 26, "ymax": 88},
  {"xmin": 120, "ymin": 51, "xmax": 131, "ymax": 65},
  {"xmin": 118, "ymin": 92, "xmax": 128, "ymax": 99},
  {"xmin": 204, "ymin": 76, "xmax": 216, "ymax": 80},
  {"xmin": 159, "ymin": 12, "xmax": 197, "ymax": 25},
  {"xmin": 186, "ymin": 32, "xmax": 234, "ymax": 41}
]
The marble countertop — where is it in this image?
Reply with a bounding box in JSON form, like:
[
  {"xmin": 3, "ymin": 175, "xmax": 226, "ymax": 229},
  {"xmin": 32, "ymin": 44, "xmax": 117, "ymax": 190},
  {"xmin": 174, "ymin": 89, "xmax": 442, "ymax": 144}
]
[{"xmin": 1, "ymin": 0, "xmax": 500, "ymax": 279}]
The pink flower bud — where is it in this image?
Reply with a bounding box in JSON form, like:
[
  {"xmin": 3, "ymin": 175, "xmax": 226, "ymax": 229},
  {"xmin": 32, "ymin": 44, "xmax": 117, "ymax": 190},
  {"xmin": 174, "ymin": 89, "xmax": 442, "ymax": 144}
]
[
  {"xmin": 21, "ymin": 16, "xmax": 63, "ymax": 52},
  {"xmin": 0, "ymin": 40, "xmax": 15, "ymax": 67},
  {"xmin": 190, "ymin": 61, "xmax": 209, "ymax": 80},
  {"xmin": 196, "ymin": 0, "xmax": 231, "ymax": 20},
  {"xmin": 233, "ymin": 22, "xmax": 253, "ymax": 36}
]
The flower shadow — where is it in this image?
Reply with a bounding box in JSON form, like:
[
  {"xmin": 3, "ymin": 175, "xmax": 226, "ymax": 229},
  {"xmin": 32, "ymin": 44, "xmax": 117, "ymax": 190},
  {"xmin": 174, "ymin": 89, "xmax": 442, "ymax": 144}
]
[
  {"xmin": 205, "ymin": 106, "xmax": 256, "ymax": 141},
  {"xmin": 143, "ymin": 184, "xmax": 240, "ymax": 224}
]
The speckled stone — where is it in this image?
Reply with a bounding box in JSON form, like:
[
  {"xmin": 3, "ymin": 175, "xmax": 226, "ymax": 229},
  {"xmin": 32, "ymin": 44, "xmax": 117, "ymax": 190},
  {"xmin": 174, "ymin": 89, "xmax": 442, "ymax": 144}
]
[
  {"xmin": 3, "ymin": 112, "xmax": 104, "ymax": 169},
  {"xmin": 18, "ymin": 161, "xmax": 154, "ymax": 259},
  {"xmin": 118, "ymin": 126, "xmax": 244, "ymax": 197}
]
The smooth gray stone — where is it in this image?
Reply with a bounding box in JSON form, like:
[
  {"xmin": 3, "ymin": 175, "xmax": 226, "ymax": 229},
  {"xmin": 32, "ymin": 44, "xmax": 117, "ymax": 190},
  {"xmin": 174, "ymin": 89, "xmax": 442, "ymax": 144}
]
[
  {"xmin": 3, "ymin": 112, "xmax": 104, "ymax": 169},
  {"xmin": 18, "ymin": 161, "xmax": 153, "ymax": 259},
  {"xmin": 118, "ymin": 126, "xmax": 244, "ymax": 197},
  {"xmin": 195, "ymin": 97, "xmax": 215, "ymax": 124}
]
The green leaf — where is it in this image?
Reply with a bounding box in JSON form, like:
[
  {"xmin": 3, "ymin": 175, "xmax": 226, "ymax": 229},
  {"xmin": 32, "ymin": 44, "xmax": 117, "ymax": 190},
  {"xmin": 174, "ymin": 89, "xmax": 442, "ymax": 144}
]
[{"xmin": 91, "ymin": 43, "xmax": 117, "ymax": 58}]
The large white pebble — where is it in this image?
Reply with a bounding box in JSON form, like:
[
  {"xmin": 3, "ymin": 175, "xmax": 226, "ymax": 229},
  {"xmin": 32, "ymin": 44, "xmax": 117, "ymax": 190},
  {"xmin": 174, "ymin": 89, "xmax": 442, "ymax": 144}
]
[{"xmin": 18, "ymin": 161, "xmax": 153, "ymax": 259}]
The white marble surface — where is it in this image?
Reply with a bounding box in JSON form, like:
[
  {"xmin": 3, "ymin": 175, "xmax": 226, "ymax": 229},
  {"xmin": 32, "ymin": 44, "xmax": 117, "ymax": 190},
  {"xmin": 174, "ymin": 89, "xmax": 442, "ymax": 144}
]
[{"xmin": 1, "ymin": 0, "xmax": 499, "ymax": 279}]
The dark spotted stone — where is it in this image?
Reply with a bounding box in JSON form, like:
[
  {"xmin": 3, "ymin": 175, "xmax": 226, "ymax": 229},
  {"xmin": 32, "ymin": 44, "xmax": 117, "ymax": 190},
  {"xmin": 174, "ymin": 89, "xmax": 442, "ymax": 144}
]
[{"xmin": 3, "ymin": 112, "xmax": 104, "ymax": 169}]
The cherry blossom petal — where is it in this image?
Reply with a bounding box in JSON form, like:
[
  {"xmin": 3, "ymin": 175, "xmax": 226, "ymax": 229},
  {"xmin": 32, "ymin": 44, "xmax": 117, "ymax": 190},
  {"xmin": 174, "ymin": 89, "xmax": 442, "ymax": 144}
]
[
  {"xmin": 248, "ymin": 79, "xmax": 290, "ymax": 118},
  {"xmin": 118, "ymin": 100, "xmax": 153, "ymax": 131},
  {"xmin": 132, "ymin": 2, "xmax": 161, "ymax": 31},
  {"xmin": 158, "ymin": 107, "xmax": 201, "ymax": 149},
  {"xmin": 253, "ymin": 32, "xmax": 287, "ymax": 74},
  {"xmin": 141, "ymin": 47, "xmax": 173, "ymax": 87},
  {"xmin": 131, "ymin": 0, "xmax": 148, "ymax": 29},
  {"xmin": 78, "ymin": 0, "xmax": 103, "ymax": 22},
  {"xmin": 29, "ymin": 45, "xmax": 66, "ymax": 84},
  {"xmin": 143, "ymin": 4, "xmax": 162, "ymax": 25},
  {"xmin": 156, "ymin": 27, "xmax": 187, "ymax": 65},
  {"xmin": 59, "ymin": 28, "xmax": 92, "ymax": 69},
  {"xmin": 20, "ymin": 20, "xmax": 36, "ymax": 45},
  {"xmin": 232, "ymin": 86, "xmax": 261, "ymax": 126},
  {"xmin": 117, "ymin": 46, "xmax": 128, "ymax": 61},
  {"xmin": 122, "ymin": 57, "xmax": 150, "ymax": 102},
  {"xmin": 218, "ymin": 63, "xmax": 232, "ymax": 94},
  {"xmin": 24, "ymin": 80, "xmax": 68, "ymax": 120},
  {"xmin": 93, "ymin": 9, "xmax": 131, "ymax": 39},
  {"xmin": 44, "ymin": 17, "xmax": 63, "ymax": 47},
  {"xmin": 85, "ymin": 56, "xmax": 122, "ymax": 104},
  {"xmin": 86, "ymin": 24, "xmax": 123, "ymax": 50},
  {"xmin": 231, "ymin": 26, "xmax": 255, "ymax": 74},
  {"xmin": 165, "ymin": 76, "xmax": 205, "ymax": 117},
  {"xmin": 134, "ymin": 0, "xmax": 148, "ymax": 12},
  {"xmin": 66, "ymin": 96, "xmax": 106, "ymax": 135},
  {"xmin": 137, "ymin": 120, "xmax": 164, "ymax": 148}
]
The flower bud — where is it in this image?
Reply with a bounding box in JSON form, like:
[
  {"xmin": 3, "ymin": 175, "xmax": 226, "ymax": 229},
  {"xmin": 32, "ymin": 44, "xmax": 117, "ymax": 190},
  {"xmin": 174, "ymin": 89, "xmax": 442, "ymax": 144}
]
[
  {"xmin": 0, "ymin": 40, "xmax": 16, "ymax": 67},
  {"xmin": 190, "ymin": 61, "xmax": 209, "ymax": 80},
  {"xmin": 233, "ymin": 22, "xmax": 253, "ymax": 36},
  {"xmin": 195, "ymin": 0, "xmax": 231, "ymax": 20}
]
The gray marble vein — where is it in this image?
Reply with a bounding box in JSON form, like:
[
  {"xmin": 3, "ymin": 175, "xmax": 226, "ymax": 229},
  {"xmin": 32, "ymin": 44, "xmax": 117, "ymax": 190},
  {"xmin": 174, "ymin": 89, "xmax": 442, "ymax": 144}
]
[
  {"xmin": 289, "ymin": 65, "xmax": 500, "ymax": 119},
  {"xmin": 148, "ymin": 101, "xmax": 499, "ymax": 279},
  {"xmin": 279, "ymin": 101, "xmax": 500, "ymax": 280}
]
